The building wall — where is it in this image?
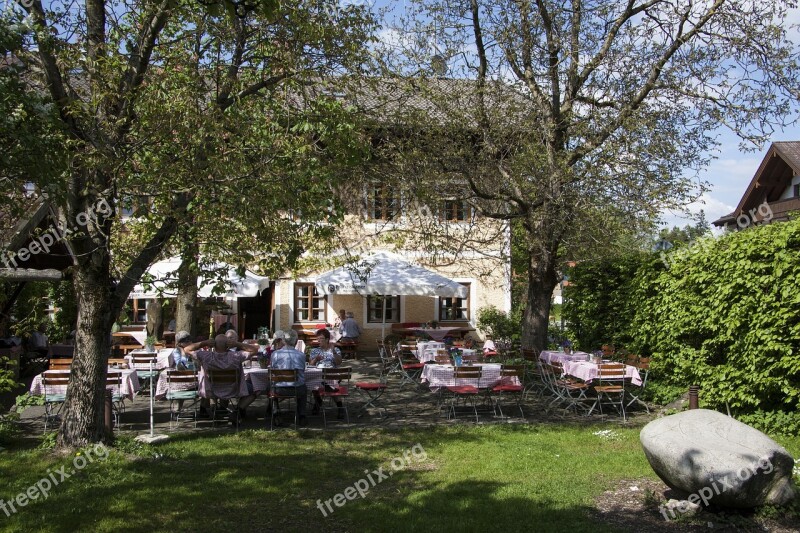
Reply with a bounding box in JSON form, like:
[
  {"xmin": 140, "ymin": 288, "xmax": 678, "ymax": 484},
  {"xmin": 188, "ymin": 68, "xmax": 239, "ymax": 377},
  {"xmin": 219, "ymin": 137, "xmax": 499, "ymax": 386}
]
[{"xmin": 273, "ymin": 251, "xmax": 510, "ymax": 353}]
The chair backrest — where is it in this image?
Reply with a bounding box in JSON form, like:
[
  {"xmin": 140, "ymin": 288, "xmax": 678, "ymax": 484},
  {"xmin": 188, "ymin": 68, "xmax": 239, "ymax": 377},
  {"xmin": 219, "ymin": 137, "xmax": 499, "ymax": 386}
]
[
  {"xmin": 49, "ymin": 358, "xmax": 73, "ymax": 370},
  {"xmin": 206, "ymin": 368, "xmax": 240, "ymax": 399},
  {"xmin": 453, "ymin": 367, "xmax": 482, "ymax": 380},
  {"xmin": 42, "ymin": 370, "xmax": 70, "ymax": 389},
  {"xmin": 322, "ymin": 367, "xmax": 351, "ymax": 382},
  {"xmin": 500, "ymin": 364, "xmax": 524, "ymax": 379},
  {"xmin": 434, "ymin": 354, "xmax": 451, "ymax": 364},
  {"xmin": 601, "ymin": 344, "xmax": 615, "ymax": 357},
  {"xmin": 521, "ymin": 348, "xmax": 539, "ymax": 362},
  {"xmin": 269, "ymin": 368, "xmax": 298, "ymax": 384},
  {"xmin": 166, "ymin": 369, "xmax": 198, "ymax": 387},
  {"xmin": 461, "ymin": 352, "xmax": 478, "ymax": 363},
  {"xmin": 208, "ymin": 368, "xmax": 238, "ymax": 383},
  {"xmin": 106, "ymin": 371, "xmax": 122, "ymax": 394},
  {"xmin": 598, "ymin": 363, "xmax": 626, "ymax": 382},
  {"xmin": 130, "ymin": 355, "xmax": 158, "ymax": 370},
  {"xmin": 107, "ymin": 358, "xmax": 128, "ymax": 368},
  {"xmin": 637, "ymin": 357, "xmax": 651, "ymax": 370}
]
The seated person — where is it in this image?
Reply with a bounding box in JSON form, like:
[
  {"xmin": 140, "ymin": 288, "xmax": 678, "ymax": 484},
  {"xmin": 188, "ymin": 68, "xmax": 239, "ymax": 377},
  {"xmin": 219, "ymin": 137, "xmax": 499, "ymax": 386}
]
[
  {"xmin": 339, "ymin": 311, "xmax": 361, "ymax": 342},
  {"xmin": 168, "ymin": 331, "xmax": 194, "ymax": 370},
  {"xmin": 185, "ymin": 334, "xmax": 258, "ymax": 423},
  {"xmin": 309, "ymin": 328, "xmax": 344, "ymax": 417},
  {"xmin": 269, "ymin": 329, "xmax": 307, "ymax": 425},
  {"xmin": 29, "ymin": 323, "xmax": 49, "ymax": 356},
  {"xmin": 308, "ymin": 328, "xmax": 342, "ymax": 368}
]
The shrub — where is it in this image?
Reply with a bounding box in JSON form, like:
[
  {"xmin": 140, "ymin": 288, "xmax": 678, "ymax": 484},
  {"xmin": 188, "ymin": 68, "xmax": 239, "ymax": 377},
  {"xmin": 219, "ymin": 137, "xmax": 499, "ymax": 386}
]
[
  {"xmin": 629, "ymin": 219, "xmax": 800, "ymax": 421},
  {"xmin": 476, "ymin": 306, "xmax": 520, "ymax": 344}
]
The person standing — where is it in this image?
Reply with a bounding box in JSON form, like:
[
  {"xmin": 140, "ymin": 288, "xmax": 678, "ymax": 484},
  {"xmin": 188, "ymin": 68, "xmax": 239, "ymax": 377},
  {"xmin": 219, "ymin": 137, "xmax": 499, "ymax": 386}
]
[{"xmin": 339, "ymin": 311, "xmax": 361, "ymax": 342}]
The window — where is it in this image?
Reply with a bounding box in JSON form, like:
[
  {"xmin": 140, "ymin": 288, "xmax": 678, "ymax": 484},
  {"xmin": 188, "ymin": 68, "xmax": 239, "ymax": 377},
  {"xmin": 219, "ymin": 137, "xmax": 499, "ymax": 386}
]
[
  {"xmin": 367, "ymin": 295, "xmax": 401, "ymax": 323},
  {"xmin": 370, "ymin": 183, "xmax": 400, "ymax": 221},
  {"xmin": 294, "ymin": 283, "xmax": 326, "ymax": 322},
  {"xmin": 439, "ymin": 283, "xmax": 470, "ymax": 321},
  {"xmin": 794, "ymin": 184, "xmax": 800, "ymax": 198},
  {"xmin": 126, "ymin": 299, "xmax": 150, "ymax": 324},
  {"xmin": 439, "ymin": 199, "xmax": 471, "ymax": 222}
]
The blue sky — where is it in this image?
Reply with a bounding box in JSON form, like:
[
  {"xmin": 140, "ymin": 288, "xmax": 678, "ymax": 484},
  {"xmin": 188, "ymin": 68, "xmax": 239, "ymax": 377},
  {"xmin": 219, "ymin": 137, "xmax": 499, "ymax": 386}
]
[{"xmin": 660, "ymin": 123, "xmax": 800, "ymax": 230}]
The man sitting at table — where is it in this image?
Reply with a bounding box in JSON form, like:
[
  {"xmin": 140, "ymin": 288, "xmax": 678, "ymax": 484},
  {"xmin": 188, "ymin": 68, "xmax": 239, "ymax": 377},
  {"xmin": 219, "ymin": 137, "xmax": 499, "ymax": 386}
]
[
  {"xmin": 269, "ymin": 329, "xmax": 307, "ymax": 426},
  {"xmin": 185, "ymin": 334, "xmax": 258, "ymax": 424}
]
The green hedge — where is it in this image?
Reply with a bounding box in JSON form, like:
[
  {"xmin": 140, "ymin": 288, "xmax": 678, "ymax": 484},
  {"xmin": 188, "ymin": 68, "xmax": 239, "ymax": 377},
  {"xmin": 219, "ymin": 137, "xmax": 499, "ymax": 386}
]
[
  {"xmin": 563, "ymin": 219, "xmax": 800, "ymax": 425},
  {"xmin": 631, "ymin": 219, "xmax": 800, "ymax": 414}
]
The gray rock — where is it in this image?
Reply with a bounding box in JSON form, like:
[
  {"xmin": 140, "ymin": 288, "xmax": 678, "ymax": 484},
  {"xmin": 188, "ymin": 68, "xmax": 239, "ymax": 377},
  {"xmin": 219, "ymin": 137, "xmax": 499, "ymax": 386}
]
[
  {"xmin": 661, "ymin": 498, "xmax": 701, "ymax": 519},
  {"xmin": 640, "ymin": 409, "xmax": 796, "ymax": 508}
]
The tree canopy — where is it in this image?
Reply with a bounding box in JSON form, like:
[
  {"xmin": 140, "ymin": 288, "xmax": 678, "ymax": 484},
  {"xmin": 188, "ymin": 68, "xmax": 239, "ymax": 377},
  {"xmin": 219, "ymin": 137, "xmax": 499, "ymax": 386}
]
[
  {"xmin": 5, "ymin": 0, "xmax": 375, "ymax": 446},
  {"xmin": 375, "ymin": 0, "xmax": 800, "ymax": 348}
]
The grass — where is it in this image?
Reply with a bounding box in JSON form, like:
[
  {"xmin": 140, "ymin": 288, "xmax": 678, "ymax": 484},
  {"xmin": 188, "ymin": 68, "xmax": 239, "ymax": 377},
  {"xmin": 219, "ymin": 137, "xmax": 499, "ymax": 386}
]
[{"xmin": 0, "ymin": 425, "xmax": 798, "ymax": 532}]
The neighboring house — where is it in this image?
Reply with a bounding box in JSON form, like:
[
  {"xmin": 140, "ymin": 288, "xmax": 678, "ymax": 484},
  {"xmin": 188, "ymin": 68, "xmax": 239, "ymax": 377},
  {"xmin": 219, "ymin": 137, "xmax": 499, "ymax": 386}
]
[{"xmin": 713, "ymin": 141, "xmax": 800, "ymax": 231}]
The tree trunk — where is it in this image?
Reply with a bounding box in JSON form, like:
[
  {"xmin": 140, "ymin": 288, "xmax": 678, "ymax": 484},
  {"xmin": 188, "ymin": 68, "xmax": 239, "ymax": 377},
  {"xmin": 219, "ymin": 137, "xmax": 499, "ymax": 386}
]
[
  {"xmin": 520, "ymin": 219, "xmax": 561, "ymax": 351},
  {"xmin": 146, "ymin": 299, "xmax": 163, "ymax": 340},
  {"xmin": 56, "ymin": 267, "xmax": 115, "ymax": 447},
  {"xmin": 175, "ymin": 239, "xmax": 199, "ymax": 336}
]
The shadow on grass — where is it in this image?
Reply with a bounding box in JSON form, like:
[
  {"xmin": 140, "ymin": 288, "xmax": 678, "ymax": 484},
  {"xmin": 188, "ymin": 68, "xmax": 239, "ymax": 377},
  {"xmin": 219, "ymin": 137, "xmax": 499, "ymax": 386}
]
[{"xmin": 0, "ymin": 425, "xmax": 648, "ymax": 533}]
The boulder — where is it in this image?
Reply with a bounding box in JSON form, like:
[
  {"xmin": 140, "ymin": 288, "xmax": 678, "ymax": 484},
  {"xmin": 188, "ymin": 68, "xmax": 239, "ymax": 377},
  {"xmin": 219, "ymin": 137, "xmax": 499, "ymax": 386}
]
[{"xmin": 640, "ymin": 409, "xmax": 796, "ymax": 508}]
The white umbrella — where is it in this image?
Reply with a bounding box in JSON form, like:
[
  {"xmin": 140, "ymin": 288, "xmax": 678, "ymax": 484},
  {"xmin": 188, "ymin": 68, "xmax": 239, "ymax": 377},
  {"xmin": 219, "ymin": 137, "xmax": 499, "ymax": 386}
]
[
  {"xmin": 129, "ymin": 257, "xmax": 270, "ymax": 299},
  {"xmin": 315, "ymin": 252, "xmax": 468, "ymax": 339}
]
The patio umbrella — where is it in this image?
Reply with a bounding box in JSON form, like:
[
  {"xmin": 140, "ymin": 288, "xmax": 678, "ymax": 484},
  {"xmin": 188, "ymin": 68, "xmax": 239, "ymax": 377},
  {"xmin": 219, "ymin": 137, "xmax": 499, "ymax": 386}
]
[
  {"xmin": 129, "ymin": 257, "xmax": 270, "ymax": 299},
  {"xmin": 315, "ymin": 251, "xmax": 468, "ymax": 339}
]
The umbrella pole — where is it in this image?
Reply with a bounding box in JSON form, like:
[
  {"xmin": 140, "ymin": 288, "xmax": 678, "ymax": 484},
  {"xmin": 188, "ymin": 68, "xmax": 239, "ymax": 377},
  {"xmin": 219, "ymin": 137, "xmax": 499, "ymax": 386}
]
[
  {"xmin": 135, "ymin": 357, "xmax": 169, "ymax": 444},
  {"xmin": 381, "ymin": 295, "xmax": 387, "ymax": 342}
]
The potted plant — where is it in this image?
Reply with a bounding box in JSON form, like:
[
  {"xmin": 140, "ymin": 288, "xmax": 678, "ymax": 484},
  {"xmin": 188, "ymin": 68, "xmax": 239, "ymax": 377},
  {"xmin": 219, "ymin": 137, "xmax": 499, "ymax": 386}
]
[{"xmin": 145, "ymin": 335, "xmax": 156, "ymax": 352}]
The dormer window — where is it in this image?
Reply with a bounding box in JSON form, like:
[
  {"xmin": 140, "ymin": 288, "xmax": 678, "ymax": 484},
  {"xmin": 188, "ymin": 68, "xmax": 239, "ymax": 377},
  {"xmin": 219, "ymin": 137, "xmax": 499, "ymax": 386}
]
[{"xmin": 793, "ymin": 183, "xmax": 800, "ymax": 198}]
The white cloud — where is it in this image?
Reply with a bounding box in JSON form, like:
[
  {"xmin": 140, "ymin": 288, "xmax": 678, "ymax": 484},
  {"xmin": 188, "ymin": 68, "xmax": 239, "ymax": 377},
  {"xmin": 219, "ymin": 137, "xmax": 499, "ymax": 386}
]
[{"xmin": 659, "ymin": 193, "xmax": 735, "ymax": 232}]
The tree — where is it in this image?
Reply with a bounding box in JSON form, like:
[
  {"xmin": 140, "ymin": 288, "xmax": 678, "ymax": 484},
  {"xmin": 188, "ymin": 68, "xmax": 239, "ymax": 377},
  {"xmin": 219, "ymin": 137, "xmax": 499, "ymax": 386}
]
[
  {"xmin": 379, "ymin": 0, "xmax": 800, "ymax": 349},
  {"xmin": 8, "ymin": 0, "xmax": 374, "ymax": 447}
]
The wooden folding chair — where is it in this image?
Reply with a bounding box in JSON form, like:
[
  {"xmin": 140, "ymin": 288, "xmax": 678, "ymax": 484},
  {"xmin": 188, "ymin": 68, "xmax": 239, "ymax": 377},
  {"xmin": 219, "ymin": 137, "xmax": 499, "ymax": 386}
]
[
  {"xmin": 589, "ymin": 363, "xmax": 627, "ymax": 421},
  {"xmin": 395, "ymin": 343, "xmax": 424, "ymax": 389},
  {"xmin": 521, "ymin": 348, "xmax": 546, "ymax": 397},
  {"xmin": 319, "ymin": 367, "xmax": 351, "ymax": 428},
  {"xmin": 129, "ymin": 354, "xmax": 160, "ymax": 396},
  {"xmin": 206, "ymin": 369, "xmax": 241, "ymax": 429},
  {"xmin": 165, "ymin": 369, "xmax": 199, "ymax": 428},
  {"xmin": 268, "ymin": 368, "xmax": 301, "ymax": 430},
  {"xmin": 41, "ymin": 370, "xmax": 70, "ymax": 432},
  {"xmin": 445, "ymin": 367, "xmax": 482, "ymax": 422},
  {"xmin": 626, "ymin": 357, "xmax": 650, "ymax": 412},
  {"xmin": 491, "ymin": 365, "xmax": 525, "ymax": 418},
  {"xmin": 545, "ymin": 362, "xmax": 592, "ymax": 414},
  {"xmin": 106, "ymin": 371, "xmax": 125, "ymax": 428}
]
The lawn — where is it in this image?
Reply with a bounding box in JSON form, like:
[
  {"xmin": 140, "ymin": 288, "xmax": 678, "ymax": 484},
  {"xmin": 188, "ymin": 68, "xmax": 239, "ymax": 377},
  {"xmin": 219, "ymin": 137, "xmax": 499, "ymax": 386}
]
[{"xmin": 1, "ymin": 424, "xmax": 798, "ymax": 532}]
